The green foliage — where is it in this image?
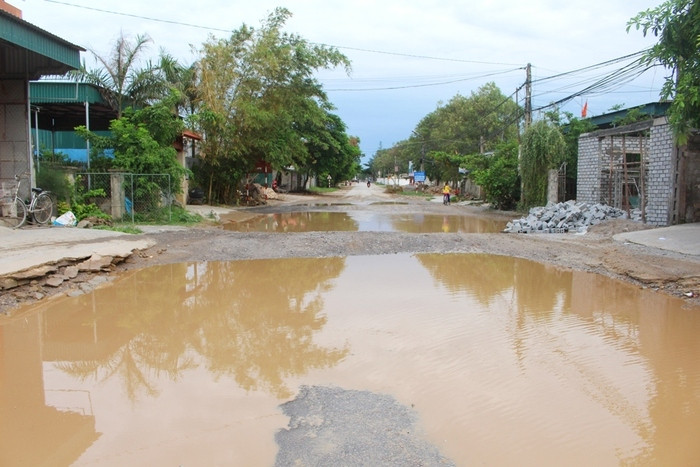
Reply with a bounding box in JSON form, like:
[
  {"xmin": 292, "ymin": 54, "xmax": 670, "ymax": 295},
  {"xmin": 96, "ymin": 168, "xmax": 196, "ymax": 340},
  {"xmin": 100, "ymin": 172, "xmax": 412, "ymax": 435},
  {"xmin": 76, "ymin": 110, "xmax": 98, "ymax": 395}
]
[
  {"xmin": 467, "ymin": 142, "xmax": 520, "ymax": 210},
  {"xmin": 76, "ymin": 97, "xmax": 189, "ymax": 211},
  {"xmin": 133, "ymin": 205, "xmax": 202, "ymax": 224},
  {"xmin": 73, "ymin": 205, "xmax": 101, "ymax": 224},
  {"xmin": 430, "ymin": 151, "xmax": 467, "ymax": 184},
  {"xmin": 628, "ymin": 0, "xmax": 700, "ymax": 142},
  {"xmin": 611, "ymin": 106, "xmax": 652, "ymax": 127},
  {"xmin": 35, "ymin": 164, "xmax": 72, "ymax": 203},
  {"xmin": 76, "ymin": 32, "xmax": 162, "ymax": 117},
  {"xmin": 307, "ymin": 186, "xmax": 338, "ymax": 194},
  {"xmin": 56, "ymin": 200, "xmax": 70, "ymax": 215},
  {"xmin": 304, "ymin": 115, "xmax": 362, "ymax": 188},
  {"xmin": 369, "ymin": 82, "xmax": 520, "ymax": 182},
  {"xmin": 521, "ymin": 120, "xmax": 566, "ymax": 207},
  {"xmin": 72, "ymin": 187, "xmax": 111, "ymax": 222},
  {"xmin": 194, "ymin": 7, "xmax": 352, "ymax": 203},
  {"xmin": 95, "ymin": 224, "xmax": 143, "ymax": 234},
  {"xmin": 551, "ymin": 109, "xmax": 597, "ymax": 189}
]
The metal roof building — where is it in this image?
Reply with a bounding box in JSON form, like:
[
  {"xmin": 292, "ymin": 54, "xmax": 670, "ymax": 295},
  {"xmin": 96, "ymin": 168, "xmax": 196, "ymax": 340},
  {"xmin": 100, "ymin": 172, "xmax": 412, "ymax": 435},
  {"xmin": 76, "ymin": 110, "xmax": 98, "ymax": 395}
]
[{"xmin": 0, "ymin": 6, "xmax": 84, "ymax": 191}]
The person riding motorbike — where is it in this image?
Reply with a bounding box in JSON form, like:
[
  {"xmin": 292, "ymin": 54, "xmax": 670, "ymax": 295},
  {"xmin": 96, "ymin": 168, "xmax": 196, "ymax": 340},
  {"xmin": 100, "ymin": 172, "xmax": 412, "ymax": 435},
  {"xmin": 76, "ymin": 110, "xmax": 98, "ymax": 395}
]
[{"xmin": 442, "ymin": 183, "xmax": 451, "ymax": 205}]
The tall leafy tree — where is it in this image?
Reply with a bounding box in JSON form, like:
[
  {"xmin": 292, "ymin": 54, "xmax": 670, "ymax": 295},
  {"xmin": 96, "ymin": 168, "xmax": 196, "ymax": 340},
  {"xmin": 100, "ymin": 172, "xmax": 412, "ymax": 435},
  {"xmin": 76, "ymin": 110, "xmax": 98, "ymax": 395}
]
[
  {"xmin": 194, "ymin": 7, "xmax": 351, "ymax": 202},
  {"xmin": 415, "ymin": 83, "xmax": 520, "ymax": 153},
  {"xmin": 520, "ymin": 119, "xmax": 566, "ymax": 207},
  {"xmin": 628, "ymin": 0, "xmax": 700, "ymax": 141},
  {"xmin": 303, "ymin": 113, "xmax": 361, "ymax": 186},
  {"xmin": 403, "ymin": 82, "xmax": 520, "ymax": 182},
  {"xmin": 77, "ymin": 32, "xmax": 163, "ymax": 117}
]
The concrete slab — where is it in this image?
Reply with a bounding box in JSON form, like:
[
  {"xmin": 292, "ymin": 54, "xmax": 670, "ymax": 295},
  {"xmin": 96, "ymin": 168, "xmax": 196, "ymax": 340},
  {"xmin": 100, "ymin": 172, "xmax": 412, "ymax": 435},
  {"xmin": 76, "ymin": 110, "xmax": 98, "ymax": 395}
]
[
  {"xmin": 0, "ymin": 225, "xmax": 155, "ymax": 276},
  {"xmin": 614, "ymin": 223, "xmax": 700, "ymax": 256}
]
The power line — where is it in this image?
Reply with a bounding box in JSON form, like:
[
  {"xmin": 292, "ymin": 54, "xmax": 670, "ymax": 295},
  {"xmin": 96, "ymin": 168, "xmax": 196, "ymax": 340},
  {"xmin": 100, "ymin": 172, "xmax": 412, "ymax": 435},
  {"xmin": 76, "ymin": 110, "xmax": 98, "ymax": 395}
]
[
  {"xmin": 41, "ymin": 0, "xmax": 522, "ymax": 67},
  {"xmin": 531, "ymin": 50, "xmax": 649, "ymax": 84},
  {"xmin": 325, "ymin": 68, "xmax": 523, "ymax": 91},
  {"xmin": 43, "ymin": 0, "xmax": 233, "ymax": 32},
  {"xmin": 317, "ymin": 44, "xmax": 523, "ymax": 67}
]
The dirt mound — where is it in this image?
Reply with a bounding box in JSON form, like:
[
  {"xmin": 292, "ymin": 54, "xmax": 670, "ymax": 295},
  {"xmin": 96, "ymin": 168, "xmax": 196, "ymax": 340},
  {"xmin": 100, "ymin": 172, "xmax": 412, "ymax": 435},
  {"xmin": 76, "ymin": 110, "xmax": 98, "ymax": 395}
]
[{"xmin": 587, "ymin": 218, "xmax": 654, "ymax": 236}]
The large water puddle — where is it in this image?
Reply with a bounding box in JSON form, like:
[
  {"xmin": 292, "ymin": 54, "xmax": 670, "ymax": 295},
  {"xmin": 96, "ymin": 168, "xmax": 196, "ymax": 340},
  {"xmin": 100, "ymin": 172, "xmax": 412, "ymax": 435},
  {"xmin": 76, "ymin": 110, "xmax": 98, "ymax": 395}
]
[
  {"xmin": 222, "ymin": 211, "xmax": 506, "ymax": 233},
  {"xmin": 1, "ymin": 254, "xmax": 699, "ymax": 466}
]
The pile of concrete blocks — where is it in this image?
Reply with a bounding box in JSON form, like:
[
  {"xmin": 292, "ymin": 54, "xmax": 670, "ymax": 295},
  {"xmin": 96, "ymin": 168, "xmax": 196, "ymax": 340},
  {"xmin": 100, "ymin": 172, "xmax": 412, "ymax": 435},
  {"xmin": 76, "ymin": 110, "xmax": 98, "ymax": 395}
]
[{"xmin": 504, "ymin": 201, "xmax": 640, "ymax": 233}]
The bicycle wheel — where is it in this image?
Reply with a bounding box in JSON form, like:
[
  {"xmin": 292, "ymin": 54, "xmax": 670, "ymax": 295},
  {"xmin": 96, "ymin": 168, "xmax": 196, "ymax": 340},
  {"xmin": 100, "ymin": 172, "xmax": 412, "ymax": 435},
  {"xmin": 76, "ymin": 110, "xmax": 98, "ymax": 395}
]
[
  {"xmin": 4, "ymin": 198, "xmax": 27, "ymax": 228},
  {"xmin": 31, "ymin": 192, "xmax": 53, "ymax": 225}
]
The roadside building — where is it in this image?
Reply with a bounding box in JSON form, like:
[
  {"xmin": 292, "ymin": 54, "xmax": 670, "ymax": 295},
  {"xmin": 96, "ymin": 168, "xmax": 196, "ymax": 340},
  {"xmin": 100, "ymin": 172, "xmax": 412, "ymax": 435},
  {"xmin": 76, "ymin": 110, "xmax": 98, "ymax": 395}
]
[
  {"xmin": 577, "ymin": 103, "xmax": 699, "ymax": 226},
  {"xmin": 0, "ymin": 4, "xmax": 83, "ymax": 196}
]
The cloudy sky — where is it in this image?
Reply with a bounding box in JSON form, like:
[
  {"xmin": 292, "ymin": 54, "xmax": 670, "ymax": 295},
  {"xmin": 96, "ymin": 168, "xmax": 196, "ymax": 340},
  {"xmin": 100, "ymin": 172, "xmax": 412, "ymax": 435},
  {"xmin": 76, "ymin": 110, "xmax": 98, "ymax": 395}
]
[{"xmin": 14, "ymin": 0, "xmax": 666, "ymax": 163}]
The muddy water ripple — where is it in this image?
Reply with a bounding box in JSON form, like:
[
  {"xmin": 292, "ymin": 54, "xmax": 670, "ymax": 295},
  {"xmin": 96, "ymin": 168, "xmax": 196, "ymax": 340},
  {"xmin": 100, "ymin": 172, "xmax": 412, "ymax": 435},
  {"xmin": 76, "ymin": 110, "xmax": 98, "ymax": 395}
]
[{"xmin": 1, "ymin": 253, "xmax": 698, "ymax": 466}]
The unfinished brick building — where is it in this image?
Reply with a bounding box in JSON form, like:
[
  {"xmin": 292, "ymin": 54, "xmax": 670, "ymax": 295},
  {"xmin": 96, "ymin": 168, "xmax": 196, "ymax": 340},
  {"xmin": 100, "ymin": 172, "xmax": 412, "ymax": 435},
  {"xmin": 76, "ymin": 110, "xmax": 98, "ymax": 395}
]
[{"xmin": 577, "ymin": 117, "xmax": 699, "ymax": 226}]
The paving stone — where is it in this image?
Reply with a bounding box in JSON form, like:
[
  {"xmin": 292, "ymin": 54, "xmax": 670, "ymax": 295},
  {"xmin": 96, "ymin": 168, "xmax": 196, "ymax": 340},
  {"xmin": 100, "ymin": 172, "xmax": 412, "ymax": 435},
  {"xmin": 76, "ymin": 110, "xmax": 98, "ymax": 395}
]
[{"xmin": 504, "ymin": 201, "xmax": 640, "ymax": 234}]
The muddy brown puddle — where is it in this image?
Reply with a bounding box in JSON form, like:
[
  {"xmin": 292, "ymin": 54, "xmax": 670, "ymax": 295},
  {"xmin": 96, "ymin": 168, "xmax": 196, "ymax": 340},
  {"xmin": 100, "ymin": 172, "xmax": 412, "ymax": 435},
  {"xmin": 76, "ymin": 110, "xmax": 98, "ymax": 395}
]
[
  {"xmin": 1, "ymin": 254, "xmax": 699, "ymax": 466},
  {"xmin": 222, "ymin": 211, "xmax": 506, "ymax": 233}
]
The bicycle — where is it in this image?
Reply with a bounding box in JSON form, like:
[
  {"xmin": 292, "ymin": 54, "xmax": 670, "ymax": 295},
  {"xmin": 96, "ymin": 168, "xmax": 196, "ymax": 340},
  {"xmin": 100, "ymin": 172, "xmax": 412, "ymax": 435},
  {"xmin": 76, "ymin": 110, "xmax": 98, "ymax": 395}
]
[{"xmin": 1, "ymin": 173, "xmax": 54, "ymax": 228}]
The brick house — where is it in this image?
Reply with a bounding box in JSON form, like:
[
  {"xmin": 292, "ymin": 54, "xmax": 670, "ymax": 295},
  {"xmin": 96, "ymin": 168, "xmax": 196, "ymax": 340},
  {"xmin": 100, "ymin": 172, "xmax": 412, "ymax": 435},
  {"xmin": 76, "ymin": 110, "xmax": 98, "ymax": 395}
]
[{"xmin": 577, "ymin": 109, "xmax": 699, "ymax": 226}]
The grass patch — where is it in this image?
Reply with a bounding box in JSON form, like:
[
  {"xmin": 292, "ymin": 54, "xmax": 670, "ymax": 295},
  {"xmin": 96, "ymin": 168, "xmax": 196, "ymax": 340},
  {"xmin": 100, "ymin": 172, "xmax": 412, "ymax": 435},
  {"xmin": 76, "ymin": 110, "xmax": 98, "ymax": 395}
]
[
  {"xmin": 95, "ymin": 224, "xmax": 143, "ymax": 234},
  {"xmin": 307, "ymin": 186, "xmax": 339, "ymax": 194},
  {"xmin": 132, "ymin": 206, "xmax": 203, "ymax": 225}
]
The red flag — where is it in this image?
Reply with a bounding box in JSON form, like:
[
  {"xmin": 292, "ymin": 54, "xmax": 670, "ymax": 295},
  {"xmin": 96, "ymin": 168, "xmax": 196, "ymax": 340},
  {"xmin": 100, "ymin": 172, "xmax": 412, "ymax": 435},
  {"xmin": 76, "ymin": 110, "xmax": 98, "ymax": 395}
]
[{"xmin": 581, "ymin": 100, "xmax": 588, "ymax": 118}]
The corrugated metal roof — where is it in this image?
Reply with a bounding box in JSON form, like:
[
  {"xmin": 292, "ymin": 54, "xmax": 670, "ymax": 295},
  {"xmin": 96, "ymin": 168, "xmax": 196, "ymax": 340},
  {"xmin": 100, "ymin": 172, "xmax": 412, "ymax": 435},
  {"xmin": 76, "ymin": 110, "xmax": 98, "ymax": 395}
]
[
  {"xmin": 30, "ymin": 81, "xmax": 106, "ymax": 105},
  {"xmin": 0, "ymin": 8, "xmax": 84, "ymax": 79},
  {"xmin": 586, "ymin": 101, "xmax": 671, "ymax": 129},
  {"xmin": 28, "ymin": 80, "xmax": 117, "ymax": 131}
]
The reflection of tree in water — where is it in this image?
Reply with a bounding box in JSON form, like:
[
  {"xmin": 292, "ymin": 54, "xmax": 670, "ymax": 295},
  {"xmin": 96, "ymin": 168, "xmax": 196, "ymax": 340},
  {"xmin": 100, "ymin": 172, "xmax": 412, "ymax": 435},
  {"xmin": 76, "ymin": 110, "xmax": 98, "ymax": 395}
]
[
  {"xmin": 416, "ymin": 253, "xmax": 700, "ymax": 465},
  {"xmin": 57, "ymin": 257, "xmax": 348, "ymax": 400},
  {"xmin": 391, "ymin": 215, "xmax": 504, "ymax": 233},
  {"xmin": 416, "ymin": 253, "xmax": 571, "ymax": 316},
  {"xmin": 226, "ymin": 212, "xmax": 358, "ymax": 232},
  {"xmin": 189, "ymin": 257, "xmax": 349, "ymax": 398}
]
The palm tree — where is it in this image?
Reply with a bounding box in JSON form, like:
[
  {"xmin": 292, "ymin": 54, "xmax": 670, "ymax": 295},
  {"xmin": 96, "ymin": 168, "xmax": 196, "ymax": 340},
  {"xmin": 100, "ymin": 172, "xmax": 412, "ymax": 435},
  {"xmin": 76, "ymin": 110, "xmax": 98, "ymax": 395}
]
[
  {"xmin": 158, "ymin": 51, "xmax": 200, "ymax": 119},
  {"xmin": 78, "ymin": 31, "xmax": 162, "ymax": 117}
]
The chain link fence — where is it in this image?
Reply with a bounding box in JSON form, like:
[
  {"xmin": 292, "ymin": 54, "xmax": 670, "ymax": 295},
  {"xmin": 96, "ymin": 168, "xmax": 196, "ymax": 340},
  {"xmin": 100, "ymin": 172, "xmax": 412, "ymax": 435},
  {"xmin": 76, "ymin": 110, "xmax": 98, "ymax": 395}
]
[{"xmin": 75, "ymin": 173, "xmax": 172, "ymax": 223}]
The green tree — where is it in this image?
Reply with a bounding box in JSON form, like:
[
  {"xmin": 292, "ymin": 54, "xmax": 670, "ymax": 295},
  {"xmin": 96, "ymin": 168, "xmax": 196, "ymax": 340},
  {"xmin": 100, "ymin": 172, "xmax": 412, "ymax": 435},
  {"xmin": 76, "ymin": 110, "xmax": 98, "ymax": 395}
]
[
  {"xmin": 628, "ymin": 0, "xmax": 700, "ymax": 141},
  {"xmin": 520, "ymin": 119, "xmax": 566, "ymax": 207},
  {"xmin": 467, "ymin": 141, "xmax": 520, "ymax": 210},
  {"xmin": 430, "ymin": 151, "xmax": 466, "ymax": 185},
  {"xmin": 403, "ymin": 82, "xmax": 520, "ymax": 182},
  {"xmin": 76, "ymin": 95, "xmax": 188, "ymax": 189},
  {"xmin": 304, "ymin": 113, "xmax": 362, "ymax": 186},
  {"xmin": 77, "ymin": 32, "xmax": 163, "ymax": 117},
  {"xmin": 194, "ymin": 7, "xmax": 351, "ymax": 202},
  {"xmin": 546, "ymin": 108, "xmax": 596, "ymax": 199}
]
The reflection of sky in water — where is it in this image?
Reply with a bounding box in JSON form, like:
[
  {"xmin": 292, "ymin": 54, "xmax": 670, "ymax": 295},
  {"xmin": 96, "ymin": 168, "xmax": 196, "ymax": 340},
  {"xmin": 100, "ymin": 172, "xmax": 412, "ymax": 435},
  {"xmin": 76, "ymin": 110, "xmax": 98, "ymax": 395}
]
[
  {"xmin": 1, "ymin": 254, "xmax": 699, "ymax": 466},
  {"xmin": 223, "ymin": 211, "xmax": 506, "ymax": 233}
]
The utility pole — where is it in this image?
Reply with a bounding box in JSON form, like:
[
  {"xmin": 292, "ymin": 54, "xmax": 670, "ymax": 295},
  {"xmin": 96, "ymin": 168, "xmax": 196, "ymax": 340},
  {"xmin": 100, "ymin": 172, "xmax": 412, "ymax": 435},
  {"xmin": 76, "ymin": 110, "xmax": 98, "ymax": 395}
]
[{"xmin": 524, "ymin": 63, "xmax": 532, "ymax": 130}]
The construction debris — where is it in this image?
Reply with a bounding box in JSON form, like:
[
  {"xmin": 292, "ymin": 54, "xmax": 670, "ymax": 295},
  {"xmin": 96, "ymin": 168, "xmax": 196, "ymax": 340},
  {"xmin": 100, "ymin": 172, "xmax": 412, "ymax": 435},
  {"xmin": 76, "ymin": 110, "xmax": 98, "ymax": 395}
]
[{"xmin": 504, "ymin": 201, "xmax": 642, "ymax": 234}]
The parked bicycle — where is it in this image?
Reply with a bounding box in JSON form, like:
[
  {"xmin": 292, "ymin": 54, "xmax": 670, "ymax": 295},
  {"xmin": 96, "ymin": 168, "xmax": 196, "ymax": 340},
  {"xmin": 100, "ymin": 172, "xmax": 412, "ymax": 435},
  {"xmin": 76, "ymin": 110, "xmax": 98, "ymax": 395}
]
[{"xmin": 0, "ymin": 173, "xmax": 54, "ymax": 228}]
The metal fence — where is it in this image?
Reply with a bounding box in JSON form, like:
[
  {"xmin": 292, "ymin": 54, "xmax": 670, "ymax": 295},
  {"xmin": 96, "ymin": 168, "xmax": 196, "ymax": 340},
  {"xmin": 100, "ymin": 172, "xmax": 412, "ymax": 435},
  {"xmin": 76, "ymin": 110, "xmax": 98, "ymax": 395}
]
[{"xmin": 75, "ymin": 173, "xmax": 172, "ymax": 223}]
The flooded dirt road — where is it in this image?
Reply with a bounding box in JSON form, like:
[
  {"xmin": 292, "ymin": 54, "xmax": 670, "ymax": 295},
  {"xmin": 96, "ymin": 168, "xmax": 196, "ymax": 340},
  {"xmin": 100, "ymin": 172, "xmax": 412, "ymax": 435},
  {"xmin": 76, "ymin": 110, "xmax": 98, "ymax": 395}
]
[
  {"xmin": 2, "ymin": 183, "xmax": 699, "ymax": 465},
  {"xmin": 1, "ymin": 254, "xmax": 699, "ymax": 466}
]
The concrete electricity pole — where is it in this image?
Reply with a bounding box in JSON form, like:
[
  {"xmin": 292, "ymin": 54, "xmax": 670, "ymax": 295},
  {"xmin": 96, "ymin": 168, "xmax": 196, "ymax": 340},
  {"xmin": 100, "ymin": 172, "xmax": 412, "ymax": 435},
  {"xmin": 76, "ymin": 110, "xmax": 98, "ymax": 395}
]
[{"xmin": 524, "ymin": 63, "xmax": 532, "ymax": 130}]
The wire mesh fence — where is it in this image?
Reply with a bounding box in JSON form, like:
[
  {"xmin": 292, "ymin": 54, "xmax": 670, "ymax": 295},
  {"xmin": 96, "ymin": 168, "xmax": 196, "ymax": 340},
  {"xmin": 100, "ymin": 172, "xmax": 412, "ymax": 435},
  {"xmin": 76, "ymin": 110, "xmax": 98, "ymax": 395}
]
[{"xmin": 75, "ymin": 172, "xmax": 172, "ymax": 223}]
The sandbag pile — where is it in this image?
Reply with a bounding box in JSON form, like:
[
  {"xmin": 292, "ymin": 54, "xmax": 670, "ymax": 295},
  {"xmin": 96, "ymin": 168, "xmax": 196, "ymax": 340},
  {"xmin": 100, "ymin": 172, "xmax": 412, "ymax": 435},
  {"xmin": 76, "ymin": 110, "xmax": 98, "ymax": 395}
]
[{"xmin": 504, "ymin": 201, "xmax": 640, "ymax": 234}]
